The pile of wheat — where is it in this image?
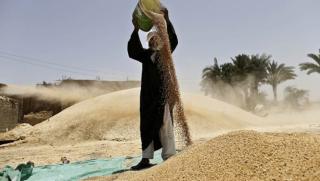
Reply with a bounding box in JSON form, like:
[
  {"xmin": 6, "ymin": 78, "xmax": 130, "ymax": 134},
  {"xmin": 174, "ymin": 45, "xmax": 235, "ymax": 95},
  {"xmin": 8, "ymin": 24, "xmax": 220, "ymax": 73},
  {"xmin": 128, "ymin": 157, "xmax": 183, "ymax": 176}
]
[{"xmin": 87, "ymin": 131, "xmax": 320, "ymax": 181}]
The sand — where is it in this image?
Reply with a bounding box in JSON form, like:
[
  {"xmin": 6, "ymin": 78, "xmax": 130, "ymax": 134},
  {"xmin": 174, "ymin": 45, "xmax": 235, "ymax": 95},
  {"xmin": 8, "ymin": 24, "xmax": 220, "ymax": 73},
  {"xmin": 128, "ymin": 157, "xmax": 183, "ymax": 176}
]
[{"xmin": 87, "ymin": 131, "xmax": 320, "ymax": 181}]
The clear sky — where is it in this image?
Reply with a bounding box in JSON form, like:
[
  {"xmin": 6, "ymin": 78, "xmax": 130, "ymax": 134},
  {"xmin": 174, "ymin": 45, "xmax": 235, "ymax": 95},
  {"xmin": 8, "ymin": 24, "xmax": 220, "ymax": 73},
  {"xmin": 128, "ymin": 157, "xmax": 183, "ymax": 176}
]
[{"xmin": 0, "ymin": 0, "xmax": 319, "ymax": 99}]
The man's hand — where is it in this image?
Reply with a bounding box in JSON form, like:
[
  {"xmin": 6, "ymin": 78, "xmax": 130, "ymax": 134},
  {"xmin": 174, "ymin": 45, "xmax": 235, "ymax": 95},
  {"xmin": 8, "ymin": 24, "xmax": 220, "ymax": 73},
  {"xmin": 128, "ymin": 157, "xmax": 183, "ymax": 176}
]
[{"xmin": 132, "ymin": 17, "xmax": 139, "ymax": 31}]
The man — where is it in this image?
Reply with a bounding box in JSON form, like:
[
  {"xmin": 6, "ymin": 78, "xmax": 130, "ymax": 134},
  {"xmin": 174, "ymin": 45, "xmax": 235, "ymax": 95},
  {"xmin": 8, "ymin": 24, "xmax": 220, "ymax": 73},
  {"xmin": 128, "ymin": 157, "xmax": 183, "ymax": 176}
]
[{"xmin": 127, "ymin": 8, "xmax": 178, "ymax": 170}]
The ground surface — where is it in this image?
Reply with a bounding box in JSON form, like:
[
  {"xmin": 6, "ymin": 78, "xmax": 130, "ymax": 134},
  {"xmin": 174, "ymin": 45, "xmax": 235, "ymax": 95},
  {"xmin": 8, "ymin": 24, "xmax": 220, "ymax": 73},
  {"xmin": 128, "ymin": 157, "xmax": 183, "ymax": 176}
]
[{"xmin": 0, "ymin": 140, "xmax": 141, "ymax": 168}]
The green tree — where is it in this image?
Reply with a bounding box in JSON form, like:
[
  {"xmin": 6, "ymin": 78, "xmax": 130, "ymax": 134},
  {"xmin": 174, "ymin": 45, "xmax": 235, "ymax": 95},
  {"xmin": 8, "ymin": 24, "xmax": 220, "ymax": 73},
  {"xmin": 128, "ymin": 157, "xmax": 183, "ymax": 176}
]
[
  {"xmin": 201, "ymin": 58, "xmax": 236, "ymax": 99},
  {"xmin": 201, "ymin": 54, "xmax": 271, "ymax": 110},
  {"xmin": 231, "ymin": 54, "xmax": 270, "ymax": 109},
  {"xmin": 201, "ymin": 58, "xmax": 222, "ymax": 96},
  {"xmin": 247, "ymin": 54, "xmax": 271, "ymax": 98},
  {"xmin": 220, "ymin": 62, "xmax": 236, "ymax": 84},
  {"xmin": 299, "ymin": 52, "xmax": 320, "ymax": 75},
  {"xmin": 266, "ymin": 61, "xmax": 296, "ymax": 102},
  {"xmin": 231, "ymin": 54, "xmax": 252, "ymax": 105},
  {"xmin": 231, "ymin": 54, "xmax": 251, "ymax": 82}
]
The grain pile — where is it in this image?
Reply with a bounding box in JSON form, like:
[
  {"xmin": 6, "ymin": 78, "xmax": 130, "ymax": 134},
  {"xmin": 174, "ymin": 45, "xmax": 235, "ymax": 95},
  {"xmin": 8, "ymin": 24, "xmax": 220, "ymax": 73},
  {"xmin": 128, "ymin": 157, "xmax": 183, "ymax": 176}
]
[
  {"xmin": 93, "ymin": 131, "xmax": 320, "ymax": 181},
  {"xmin": 1, "ymin": 89, "xmax": 264, "ymax": 145},
  {"xmin": 147, "ymin": 11, "xmax": 192, "ymax": 146},
  {"xmin": 0, "ymin": 123, "xmax": 33, "ymax": 141}
]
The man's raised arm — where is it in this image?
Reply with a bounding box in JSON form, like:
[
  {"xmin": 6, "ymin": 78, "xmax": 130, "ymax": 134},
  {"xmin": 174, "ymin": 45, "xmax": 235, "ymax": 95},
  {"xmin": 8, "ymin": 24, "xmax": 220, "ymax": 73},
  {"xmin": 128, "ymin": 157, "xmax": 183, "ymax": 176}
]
[
  {"xmin": 127, "ymin": 19, "xmax": 150, "ymax": 63},
  {"xmin": 163, "ymin": 9, "xmax": 178, "ymax": 53}
]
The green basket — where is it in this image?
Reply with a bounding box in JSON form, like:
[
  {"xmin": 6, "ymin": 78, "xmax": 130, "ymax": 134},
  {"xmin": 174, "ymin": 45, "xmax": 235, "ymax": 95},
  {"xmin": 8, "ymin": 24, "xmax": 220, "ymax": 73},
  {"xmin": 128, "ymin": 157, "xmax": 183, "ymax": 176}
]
[
  {"xmin": 133, "ymin": 0, "xmax": 162, "ymax": 32},
  {"xmin": 133, "ymin": 4, "xmax": 153, "ymax": 32}
]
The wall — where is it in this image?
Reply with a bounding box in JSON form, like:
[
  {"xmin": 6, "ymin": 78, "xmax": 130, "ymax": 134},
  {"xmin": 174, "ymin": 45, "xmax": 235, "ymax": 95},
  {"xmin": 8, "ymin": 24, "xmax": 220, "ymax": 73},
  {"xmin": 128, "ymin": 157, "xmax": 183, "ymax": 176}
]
[{"xmin": 0, "ymin": 96, "xmax": 21, "ymax": 132}]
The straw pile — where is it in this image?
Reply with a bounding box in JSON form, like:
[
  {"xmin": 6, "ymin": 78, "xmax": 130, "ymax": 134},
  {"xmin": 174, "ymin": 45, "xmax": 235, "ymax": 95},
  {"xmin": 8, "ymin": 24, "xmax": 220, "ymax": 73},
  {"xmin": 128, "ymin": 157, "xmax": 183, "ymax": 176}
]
[{"xmin": 90, "ymin": 131, "xmax": 320, "ymax": 181}]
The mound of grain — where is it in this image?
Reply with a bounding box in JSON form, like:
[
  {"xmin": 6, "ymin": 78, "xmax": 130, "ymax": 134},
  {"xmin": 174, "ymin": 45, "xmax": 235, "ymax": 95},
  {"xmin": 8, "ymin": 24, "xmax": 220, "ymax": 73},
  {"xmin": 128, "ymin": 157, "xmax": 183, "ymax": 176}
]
[
  {"xmin": 0, "ymin": 123, "xmax": 33, "ymax": 141},
  {"xmin": 97, "ymin": 131, "xmax": 320, "ymax": 181},
  {"xmin": 24, "ymin": 88, "xmax": 261, "ymax": 144}
]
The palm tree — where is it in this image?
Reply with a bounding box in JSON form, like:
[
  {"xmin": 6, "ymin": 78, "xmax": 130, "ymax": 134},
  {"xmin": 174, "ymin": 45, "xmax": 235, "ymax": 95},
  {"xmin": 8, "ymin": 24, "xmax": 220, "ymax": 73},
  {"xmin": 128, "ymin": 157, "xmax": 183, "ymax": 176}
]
[
  {"xmin": 248, "ymin": 54, "xmax": 271, "ymax": 96},
  {"xmin": 201, "ymin": 58, "xmax": 222, "ymax": 96},
  {"xmin": 220, "ymin": 62, "xmax": 235, "ymax": 84},
  {"xmin": 231, "ymin": 54, "xmax": 270, "ymax": 91},
  {"xmin": 231, "ymin": 54, "xmax": 251, "ymax": 83},
  {"xmin": 266, "ymin": 61, "xmax": 296, "ymax": 102},
  {"xmin": 299, "ymin": 52, "xmax": 320, "ymax": 75},
  {"xmin": 231, "ymin": 54, "xmax": 251, "ymax": 104},
  {"xmin": 231, "ymin": 54, "xmax": 270, "ymax": 110},
  {"xmin": 201, "ymin": 58, "xmax": 236, "ymax": 98}
]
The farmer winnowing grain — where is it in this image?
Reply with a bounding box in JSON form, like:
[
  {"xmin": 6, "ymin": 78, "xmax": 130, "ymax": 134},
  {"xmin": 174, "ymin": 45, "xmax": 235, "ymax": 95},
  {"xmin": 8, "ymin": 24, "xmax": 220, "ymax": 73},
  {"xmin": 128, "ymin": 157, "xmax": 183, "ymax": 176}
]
[{"xmin": 128, "ymin": 8, "xmax": 178, "ymax": 170}]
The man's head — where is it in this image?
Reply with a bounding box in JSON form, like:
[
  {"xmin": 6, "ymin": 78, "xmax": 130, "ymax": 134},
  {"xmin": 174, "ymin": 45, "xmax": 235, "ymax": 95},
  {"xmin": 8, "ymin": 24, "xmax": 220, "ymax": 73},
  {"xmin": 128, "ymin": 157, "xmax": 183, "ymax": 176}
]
[{"xmin": 147, "ymin": 31, "xmax": 163, "ymax": 51}]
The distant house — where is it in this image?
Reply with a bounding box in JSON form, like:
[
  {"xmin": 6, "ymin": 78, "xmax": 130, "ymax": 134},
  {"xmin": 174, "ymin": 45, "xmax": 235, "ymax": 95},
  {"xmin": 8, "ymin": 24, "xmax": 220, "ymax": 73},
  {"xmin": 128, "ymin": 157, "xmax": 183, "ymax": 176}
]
[{"xmin": 0, "ymin": 96, "xmax": 23, "ymax": 132}]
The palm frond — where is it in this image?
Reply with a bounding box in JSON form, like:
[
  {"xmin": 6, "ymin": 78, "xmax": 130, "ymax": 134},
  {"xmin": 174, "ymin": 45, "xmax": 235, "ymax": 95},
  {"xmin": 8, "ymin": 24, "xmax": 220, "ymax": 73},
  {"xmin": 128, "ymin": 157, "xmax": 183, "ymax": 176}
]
[
  {"xmin": 266, "ymin": 60, "xmax": 296, "ymax": 85},
  {"xmin": 299, "ymin": 62, "xmax": 320, "ymax": 74},
  {"xmin": 299, "ymin": 53, "xmax": 320, "ymax": 75},
  {"xmin": 307, "ymin": 53, "xmax": 320, "ymax": 65}
]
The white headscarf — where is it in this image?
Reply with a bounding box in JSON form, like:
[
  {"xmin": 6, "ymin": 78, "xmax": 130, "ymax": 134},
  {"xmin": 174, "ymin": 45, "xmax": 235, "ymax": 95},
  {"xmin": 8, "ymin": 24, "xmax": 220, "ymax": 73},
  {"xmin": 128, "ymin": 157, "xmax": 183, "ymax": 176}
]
[{"xmin": 147, "ymin": 31, "xmax": 163, "ymax": 50}]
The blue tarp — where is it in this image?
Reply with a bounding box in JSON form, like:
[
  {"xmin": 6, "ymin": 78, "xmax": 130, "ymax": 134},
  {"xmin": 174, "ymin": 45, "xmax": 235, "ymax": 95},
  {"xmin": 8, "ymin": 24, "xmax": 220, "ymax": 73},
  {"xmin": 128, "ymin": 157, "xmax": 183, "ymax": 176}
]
[{"xmin": 26, "ymin": 151, "xmax": 163, "ymax": 181}]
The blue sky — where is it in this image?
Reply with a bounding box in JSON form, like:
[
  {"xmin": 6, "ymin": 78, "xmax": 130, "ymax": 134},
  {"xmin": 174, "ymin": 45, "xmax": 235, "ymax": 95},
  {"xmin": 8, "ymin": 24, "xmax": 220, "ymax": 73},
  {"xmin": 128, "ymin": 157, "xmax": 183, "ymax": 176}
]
[{"xmin": 0, "ymin": 0, "xmax": 319, "ymax": 99}]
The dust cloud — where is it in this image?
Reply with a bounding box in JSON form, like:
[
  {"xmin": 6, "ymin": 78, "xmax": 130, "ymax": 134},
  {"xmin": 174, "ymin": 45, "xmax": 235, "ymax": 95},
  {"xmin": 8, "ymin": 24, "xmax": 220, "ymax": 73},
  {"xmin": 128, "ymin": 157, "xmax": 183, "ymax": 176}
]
[{"xmin": 1, "ymin": 84, "xmax": 115, "ymax": 105}]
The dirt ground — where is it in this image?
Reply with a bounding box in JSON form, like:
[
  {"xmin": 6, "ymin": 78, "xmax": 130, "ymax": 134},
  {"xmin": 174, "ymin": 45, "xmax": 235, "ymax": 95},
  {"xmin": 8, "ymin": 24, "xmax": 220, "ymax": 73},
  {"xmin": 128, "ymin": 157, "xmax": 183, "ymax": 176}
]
[{"xmin": 0, "ymin": 140, "xmax": 141, "ymax": 168}]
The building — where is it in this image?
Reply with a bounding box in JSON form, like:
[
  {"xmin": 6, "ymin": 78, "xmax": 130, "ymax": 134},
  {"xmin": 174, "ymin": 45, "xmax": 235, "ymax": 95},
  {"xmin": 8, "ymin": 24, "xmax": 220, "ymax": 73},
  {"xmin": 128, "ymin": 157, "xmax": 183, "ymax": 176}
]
[{"xmin": 0, "ymin": 96, "xmax": 23, "ymax": 132}]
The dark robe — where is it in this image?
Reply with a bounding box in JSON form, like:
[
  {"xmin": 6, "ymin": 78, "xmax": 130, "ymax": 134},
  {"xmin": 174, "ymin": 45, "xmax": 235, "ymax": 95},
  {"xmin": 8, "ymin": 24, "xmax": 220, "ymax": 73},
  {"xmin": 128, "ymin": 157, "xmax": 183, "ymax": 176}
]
[{"xmin": 127, "ymin": 19, "xmax": 178, "ymax": 151}]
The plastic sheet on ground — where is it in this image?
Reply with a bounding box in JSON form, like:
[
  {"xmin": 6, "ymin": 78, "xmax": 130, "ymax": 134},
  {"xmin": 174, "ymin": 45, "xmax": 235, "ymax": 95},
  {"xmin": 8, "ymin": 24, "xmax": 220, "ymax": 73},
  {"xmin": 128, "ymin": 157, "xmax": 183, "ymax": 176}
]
[{"xmin": 27, "ymin": 151, "xmax": 162, "ymax": 181}]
